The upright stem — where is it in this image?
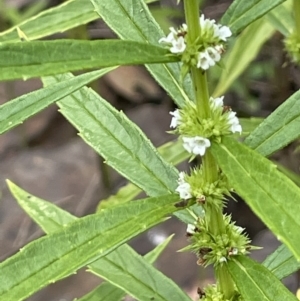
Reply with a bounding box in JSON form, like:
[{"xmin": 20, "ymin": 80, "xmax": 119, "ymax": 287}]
[
  {"xmin": 294, "ymin": 0, "xmax": 300, "ymax": 36},
  {"xmin": 183, "ymin": 0, "xmax": 235, "ymax": 298}
]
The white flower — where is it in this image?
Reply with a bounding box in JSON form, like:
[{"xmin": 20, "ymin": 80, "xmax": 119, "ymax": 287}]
[
  {"xmin": 219, "ymin": 256, "xmax": 227, "ymax": 263},
  {"xmin": 170, "ymin": 36, "xmax": 186, "ymax": 53},
  {"xmin": 182, "ymin": 136, "xmax": 211, "ymax": 156},
  {"xmin": 197, "ymin": 50, "xmax": 215, "ymax": 70},
  {"xmin": 159, "ymin": 28, "xmax": 176, "ymax": 44},
  {"xmin": 199, "ymin": 14, "xmax": 216, "ymax": 32},
  {"xmin": 197, "ymin": 46, "xmax": 223, "ymax": 70},
  {"xmin": 159, "ymin": 26, "xmax": 187, "ymax": 54},
  {"xmin": 206, "ymin": 46, "xmax": 221, "ymax": 62},
  {"xmin": 199, "ymin": 14, "xmax": 231, "ymax": 42},
  {"xmin": 176, "ymin": 173, "xmax": 192, "ymax": 199},
  {"xmin": 227, "ymin": 111, "xmax": 242, "ymax": 134},
  {"xmin": 187, "ymin": 224, "xmax": 196, "ymax": 234},
  {"xmin": 214, "ymin": 25, "xmax": 232, "ymax": 41},
  {"xmin": 231, "ymin": 248, "xmax": 238, "ymax": 255},
  {"xmin": 210, "ymin": 96, "xmax": 224, "ymax": 109},
  {"xmin": 169, "ymin": 109, "xmax": 181, "ymax": 128},
  {"xmin": 178, "ymin": 172, "xmax": 186, "ymax": 185}
]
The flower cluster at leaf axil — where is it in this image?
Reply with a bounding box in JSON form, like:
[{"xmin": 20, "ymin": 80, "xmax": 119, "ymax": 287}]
[
  {"xmin": 284, "ymin": 31, "xmax": 300, "ymax": 64},
  {"xmin": 159, "ymin": 14, "xmax": 231, "ymax": 70},
  {"xmin": 170, "ymin": 96, "xmax": 242, "ymax": 157},
  {"xmin": 197, "ymin": 285, "xmax": 243, "ymax": 301},
  {"xmin": 183, "ymin": 215, "xmax": 252, "ymax": 267},
  {"xmin": 176, "ymin": 168, "xmax": 230, "ymax": 208}
]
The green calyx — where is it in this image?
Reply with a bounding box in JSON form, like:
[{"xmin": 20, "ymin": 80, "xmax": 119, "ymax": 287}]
[
  {"xmin": 284, "ymin": 31, "xmax": 300, "ymax": 64},
  {"xmin": 184, "ymin": 167, "xmax": 230, "ymax": 208},
  {"xmin": 198, "ymin": 284, "xmax": 243, "ymax": 301},
  {"xmin": 185, "ymin": 215, "xmax": 252, "ymax": 267},
  {"xmin": 174, "ymin": 100, "xmax": 234, "ymax": 139}
]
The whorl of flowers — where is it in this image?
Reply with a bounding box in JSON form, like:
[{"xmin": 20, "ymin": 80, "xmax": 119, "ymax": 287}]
[
  {"xmin": 284, "ymin": 31, "xmax": 300, "ymax": 64},
  {"xmin": 169, "ymin": 96, "xmax": 242, "ymax": 159},
  {"xmin": 183, "ymin": 215, "xmax": 252, "ymax": 267},
  {"xmin": 159, "ymin": 14, "xmax": 232, "ymax": 70}
]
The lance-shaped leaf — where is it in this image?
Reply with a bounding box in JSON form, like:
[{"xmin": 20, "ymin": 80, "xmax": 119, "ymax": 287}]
[
  {"xmin": 0, "ymin": 68, "xmax": 112, "ymax": 135},
  {"xmin": 0, "ymin": 0, "xmax": 98, "ymax": 43},
  {"xmin": 228, "ymin": 256, "xmax": 297, "ymax": 301},
  {"xmin": 211, "ymin": 136, "xmax": 300, "ymax": 260},
  {"xmin": 0, "ymin": 40, "xmax": 178, "ymax": 81},
  {"xmin": 8, "ymin": 181, "xmax": 189, "ymax": 301},
  {"xmin": 88, "ymin": 239, "xmax": 192, "ymax": 301},
  {"xmin": 221, "ymin": 0, "xmax": 286, "ymax": 35},
  {"xmin": 43, "ymin": 73, "xmax": 178, "ymax": 197},
  {"xmin": 0, "ymin": 188, "xmax": 180, "ymax": 301},
  {"xmin": 98, "ymin": 139, "xmax": 188, "ymax": 210},
  {"xmin": 213, "ymin": 18, "xmax": 274, "ymax": 97},
  {"xmin": 245, "ymin": 90, "xmax": 300, "ymax": 156},
  {"xmin": 263, "ymin": 244, "xmax": 300, "ymax": 280},
  {"xmin": 91, "ymin": 0, "xmax": 193, "ymax": 108},
  {"xmin": 0, "ymin": 0, "xmax": 158, "ymax": 43}
]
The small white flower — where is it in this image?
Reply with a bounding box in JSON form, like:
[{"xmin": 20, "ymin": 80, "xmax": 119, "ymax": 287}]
[
  {"xmin": 187, "ymin": 224, "xmax": 196, "ymax": 234},
  {"xmin": 197, "ymin": 46, "xmax": 222, "ymax": 70},
  {"xmin": 182, "ymin": 136, "xmax": 211, "ymax": 156},
  {"xmin": 170, "ymin": 36, "xmax": 186, "ymax": 54},
  {"xmin": 199, "ymin": 14, "xmax": 216, "ymax": 32},
  {"xmin": 206, "ymin": 46, "xmax": 221, "ymax": 63},
  {"xmin": 169, "ymin": 109, "xmax": 181, "ymax": 128},
  {"xmin": 159, "ymin": 27, "xmax": 177, "ymax": 44},
  {"xmin": 176, "ymin": 172, "xmax": 192, "ymax": 199},
  {"xmin": 231, "ymin": 248, "xmax": 238, "ymax": 255},
  {"xmin": 177, "ymin": 172, "xmax": 186, "ymax": 185},
  {"xmin": 214, "ymin": 25, "xmax": 232, "ymax": 41},
  {"xmin": 210, "ymin": 96, "xmax": 224, "ymax": 109},
  {"xmin": 197, "ymin": 50, "xmax": 215, "ymax": 70},
  {"xmin": 199, "ymin": 14, "xmax": 231, "ymax": 42},
  {"xmin": 219, "ymin": 256, "xmax": 227, "ymax": 263},
  {"xmin": 227, "ymin": 111, "xmax": 242, "ymax": 134},
  {"xmin": 159, "ymin": 26, "xmax": 187, "ymax": 54}
]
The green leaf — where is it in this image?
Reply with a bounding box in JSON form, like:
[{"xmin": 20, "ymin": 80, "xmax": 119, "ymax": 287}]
[
  {"xmin": 211, "ymin": 136, "xmax": 300, "ymax": 260},
  {"xmin": 1, "ymin": 183, "xmax": 180, "ymax": 301},
  {"xmin": 77, "ymin": 282, "xmax": 124, "ymax": 301},
  {"xmin": 91, "ymin": 0, "xmax": 193, "ymax": 108},
  {"xmin": 263, "ymin": 244, "xmax": 300, "ymax": 280},
  {"xmin": 98, "ymin": 139, "xmax": 188, "ymax": 210},
  {"xmin": 0, "ymin": 68, "xmax": 112, "ymax": 135},
  {"xmin": 221, "ymin": 0, "xmax": 287, "ymax": 35},
  {"xmin": 0, "ymin": 40, "xmax": 178, "ymax": 81},
  {"xmin": 42, "ymin": 73, "xmax": 178, "ymax": 197},
  {"xmin": 8, "ymin": 181, "xmax": 176, "ymax": 301},
  {"xmin": 75, "ymin": 235, "xmax": 175, "ymax": 301},
  {"xmin": 0, "ymin": 0, "xmax": 158, "ymax": 43},
  {"xmin": 244, "ymin": 90, "xmax": 300, "ymax": 156},
  {"xmin": 213, "ymin": 18, "xmax": 274, "ymax": 97},
  {"xmin": 71, "ymin": 235, "xmax": 175, "ymax": 301},
  {"xmin": 266, "ymin": 1, "xmax": 293, "ymax": 36},
  {"xmin": 89, "ymin": 240, "xmax": 191, "ymax": 301},
  {"xmin": 228, "ymin": 256, "xmax": 297, "ymax": 301},
  {"xmin": 0, "ymin": 0, "xmax": 97, "ymax": 42}
]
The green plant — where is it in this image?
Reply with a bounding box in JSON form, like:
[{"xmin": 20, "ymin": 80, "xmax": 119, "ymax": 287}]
[{"xmin": 0, "ymin": 0, "xmax": 300, "ymax": 300}]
